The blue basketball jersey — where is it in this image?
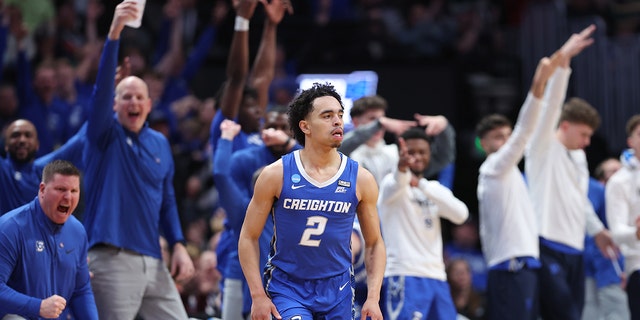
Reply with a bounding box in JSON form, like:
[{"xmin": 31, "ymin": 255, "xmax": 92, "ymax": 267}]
[{"xmin": 269, "ymin": 150, "xmax": 359, "ymax": 280}]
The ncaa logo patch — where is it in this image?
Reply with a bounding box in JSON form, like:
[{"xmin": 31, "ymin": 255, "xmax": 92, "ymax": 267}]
[
  {"xmin": 291, "ymin": 174, "xmax": 301, "ymax": 184},
  {"xmin": 36, "ymin": 241, "xmax": 44, "ymax": 252}
]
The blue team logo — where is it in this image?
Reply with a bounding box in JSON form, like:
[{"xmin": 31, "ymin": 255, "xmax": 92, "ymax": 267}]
[
  {"xmin": 291, "ymin": 174, "xmax": 301, "ymax": 184},
  {"xmin": 36, "ymin": 241, "xmax": 44, "ymax": 252}
]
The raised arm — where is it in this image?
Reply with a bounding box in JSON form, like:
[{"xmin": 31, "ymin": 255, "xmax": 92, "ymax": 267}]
[
  {"xmin": 219, "ymin": 0, "xmax": 258, "ymax": 119},
  {"xmin": 415, "ymin": 115, "xmax": 455, "ymax": 177},
  {"xmin": 213, "ymin": 120, "xmax": 252, "ymax": 230},
  {"xmin": 339, "ymin": 116, "xmax": 416, "ymax": 156},
  {"xmin": 248, "ymin": 0, "xmax": 290, "ymax": 111},
  {"xmin": 356, "ymin": 167, "xmax": 385, "ymax": 320},
  {"xmin": 86, "ymin": 1, "xmax": 137, "ymax": 145},
  {"xmin": 484, "ymin": 57, "xmax": 559, "ymax": 175},
  {"xmin": 528, "ymin": 25, "xmax": 596, "ymax": 157}
]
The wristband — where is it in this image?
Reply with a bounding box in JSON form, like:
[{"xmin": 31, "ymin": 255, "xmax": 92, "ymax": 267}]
[{"xmin": 234, "ymin": 16, "xmax": 249, "ymax": 32}]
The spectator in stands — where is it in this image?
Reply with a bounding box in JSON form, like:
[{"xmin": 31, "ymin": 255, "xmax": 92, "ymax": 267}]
[
  {"xmin": 81, "ymin": 2, "xmax": 194, "ymax": 318},
  {"xmin": 447, "ymin": 258, "xmax": 485, "ymax": 320}
]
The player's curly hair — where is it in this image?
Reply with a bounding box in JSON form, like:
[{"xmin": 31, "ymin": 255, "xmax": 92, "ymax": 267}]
[{"xmin": 287, "ymin": 83, "xmax": 344, "ymax": 146}]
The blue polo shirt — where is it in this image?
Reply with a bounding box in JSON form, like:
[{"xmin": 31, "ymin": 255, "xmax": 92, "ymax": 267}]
[
  {"xmin": 0, "ymin": 198, "xmax": 97, "ymax": 319},
  {"xmin": 82, "ymin": 39, "xmax": 185, "ymax": 258}
]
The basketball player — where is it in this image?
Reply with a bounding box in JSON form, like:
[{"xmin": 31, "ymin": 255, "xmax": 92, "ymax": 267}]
[{"xmin": 238, "ymin": 83, "xmax": 386, "ymax": 320}]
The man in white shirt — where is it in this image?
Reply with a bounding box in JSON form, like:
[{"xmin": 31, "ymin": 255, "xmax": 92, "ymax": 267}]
[
  {"xmin": 476, "ymin": 52, "xmax": 560, "ymax": 320},
  {"xmin": 606, "ymin": 114, "xmax": 640, "ymax": 319},
  {"xmin": 525, "ymin": 24, "xmax": 616, "ymax": 320},
  {"xmin": 378, "ymin": 128, "xmax": 469, "ymax": 320}
]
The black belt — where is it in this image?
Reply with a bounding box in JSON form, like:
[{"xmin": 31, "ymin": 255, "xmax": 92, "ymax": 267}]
[{"xmin": 92, "ymin": 243, "xmax": 142, "ymax": 255}]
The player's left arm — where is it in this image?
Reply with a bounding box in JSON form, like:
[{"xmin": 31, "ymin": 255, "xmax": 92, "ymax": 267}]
[
  {"xmin": 418, "ymin": 179, "xmax": 469, "ymax": 225},
  {"xmin": 356, "ymin": 167, "xmax": 385, "ymax": 320}
]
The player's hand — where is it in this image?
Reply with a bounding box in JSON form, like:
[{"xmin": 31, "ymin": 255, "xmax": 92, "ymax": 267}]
[
  {"xmin": 414, "ymin": 114, "xmax": 447, "ymax": 136},
  {"xmin": 220, "ymin": 119, "xmax": 242, "ymax": 141},
  {"xmin": 397, "ymin": 138, "xmax": 415, "ymax": 173},
  {"xmin": 260, "ymin": 0, "xmax": 292, "ymax": 24},
  {"xmin": 109, "ymin": 0, "xmax": 139, "ymax": 39},
  {"xmin": 378, "ymin": 116, "xmax": 416, "ymax": 136},
  {"xmin": 594, "ymin": 229, "xmax": 618, "ymax": 259},
  {"xmin": 170, "ymin": 242, "xmax": 195, "ymax": 282},
  {"xmin": 251, "ymin": 295, "xmax": 281, "ymax": 320},
  {"xmin": 361, "ymin": 298, "xmax": 383, "ymax": 320},
  {"xmin": 555, "ymin": 24, "xmax": 595, "ymax": 67},
  {"xmin": 262, "ymin": 128, "xmax": 289, "ymax": 147},
  {"xmin": 40, "ymin": 295, "xmax": 66, "ymax": 319}
]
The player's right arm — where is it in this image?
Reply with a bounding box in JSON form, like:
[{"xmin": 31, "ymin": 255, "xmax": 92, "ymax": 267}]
[
  {"xmin": 219, "ymin": 0, "xmax": 257, "ymax": 119},
  {"xmin": 356, "ymin": 167, "xmax": 385, "ymax": 320},
  {"xmin": 87, "ymin": 1, "xmax": 136, "ymax": 146},
  {"xmin": 486, "ymin": 57, "xmax": 558, "ymax": 176},
  {"xmin": 238, "ymin": 160, "xmax": 283, "ymax": 320},
  {"xmin": 528, "ymin": 25, "xmax": 595, "ymax": 157}
]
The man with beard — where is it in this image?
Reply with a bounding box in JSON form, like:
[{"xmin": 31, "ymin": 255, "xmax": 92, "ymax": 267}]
[{"xmin": 0, "ymin": 119, "xmax": 83, "ymax": 215}]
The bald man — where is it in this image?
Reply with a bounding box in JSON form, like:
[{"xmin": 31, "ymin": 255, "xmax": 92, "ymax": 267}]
[{"xmin": 81, "ymin": 2, "xmax": 193, "ymax": 319}]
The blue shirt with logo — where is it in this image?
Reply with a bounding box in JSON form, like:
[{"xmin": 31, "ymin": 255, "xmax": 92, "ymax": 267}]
[{"xmin": 0, "ymin": 198, "xmax": 97, "ymax": 319}]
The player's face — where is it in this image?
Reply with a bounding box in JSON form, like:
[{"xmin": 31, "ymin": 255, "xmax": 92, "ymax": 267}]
[
  {"xmin": 239, "ymin": 96, "xmax": 262, "ymax": 133},
  {"xmin": 39, "ymin": 173, "xmax": 80, "ymax": 224},
  {"xmin": 114, "ymin": 77, "xmax": 152, "ymax": 134},
  {"xmin": 448, "ymin": 260, "xmax": 472, "ymax": 289},
  {"xmin": 405, "ymin": 138, "xmax": 431, "ymax": 175},
  {"xmin": 628, "ymin": 125, "xmax": 640, "ymax": 156},
  {"xmin": 480, "ymin": 126, "xmax": 512, "ymax": 155},
  {"xmin": 562, "ymin": 122, "xmax": 594, "ymax": 150},
  {"xmin": 264, "ymin": 111, "xmax": 290, "ymax": 132},
  {"xmin": 5, "ymin": 120, "xmax": 39, "ymax": 163},
  {"xmin": 305, "ymin": 96, "xmax": 344, "ymax": 148}
]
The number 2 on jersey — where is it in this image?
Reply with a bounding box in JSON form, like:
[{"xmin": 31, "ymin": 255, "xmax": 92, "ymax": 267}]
[{"xmin": 299, "ymin": 216, "xmax": 328, "ymax": 247}]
